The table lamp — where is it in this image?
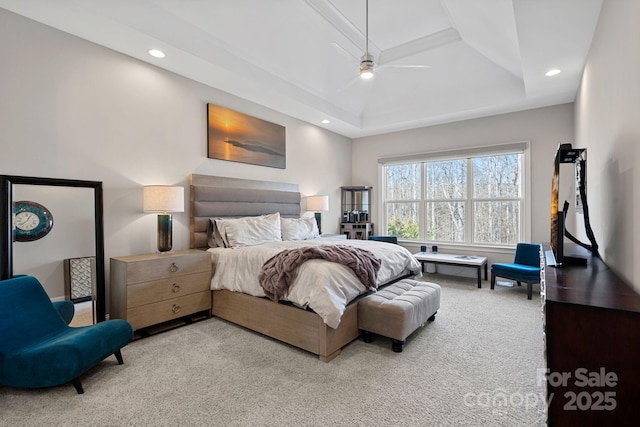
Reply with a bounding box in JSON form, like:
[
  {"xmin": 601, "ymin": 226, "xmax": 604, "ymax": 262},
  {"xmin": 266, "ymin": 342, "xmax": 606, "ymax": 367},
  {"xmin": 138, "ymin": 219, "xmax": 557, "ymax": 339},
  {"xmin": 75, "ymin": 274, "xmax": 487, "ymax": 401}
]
[
  {"xmin": 307, "ymin": 195, "xmax": 329, "ymax": 235},
  {"xmin": 143, "ymin": 185, "xmax": 184, "ymax": 252}
]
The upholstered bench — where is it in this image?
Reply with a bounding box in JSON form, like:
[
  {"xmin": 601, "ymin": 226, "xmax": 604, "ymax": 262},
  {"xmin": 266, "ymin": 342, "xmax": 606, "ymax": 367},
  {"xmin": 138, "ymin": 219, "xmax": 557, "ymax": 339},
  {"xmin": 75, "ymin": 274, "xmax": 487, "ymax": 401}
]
[{"xmin": 359, "ymin": 279, "xmax": 441, "ymax": 352}]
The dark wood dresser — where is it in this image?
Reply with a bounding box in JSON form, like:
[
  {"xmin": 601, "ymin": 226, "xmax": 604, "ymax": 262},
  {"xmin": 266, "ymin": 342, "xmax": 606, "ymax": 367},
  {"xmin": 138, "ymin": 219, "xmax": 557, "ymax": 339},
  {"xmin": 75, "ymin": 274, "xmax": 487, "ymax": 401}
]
[{"xmin": 542, "ymin": 243, "xmax": 640, "ymax": 425}]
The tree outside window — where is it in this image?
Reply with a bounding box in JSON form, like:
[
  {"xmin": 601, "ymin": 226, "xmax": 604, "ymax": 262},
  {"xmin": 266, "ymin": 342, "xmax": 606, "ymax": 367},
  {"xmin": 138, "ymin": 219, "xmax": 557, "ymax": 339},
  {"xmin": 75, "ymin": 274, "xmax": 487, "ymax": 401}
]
[{"xmin": 383, "ymin": 152, "xmax": 523, "ymax": 246}]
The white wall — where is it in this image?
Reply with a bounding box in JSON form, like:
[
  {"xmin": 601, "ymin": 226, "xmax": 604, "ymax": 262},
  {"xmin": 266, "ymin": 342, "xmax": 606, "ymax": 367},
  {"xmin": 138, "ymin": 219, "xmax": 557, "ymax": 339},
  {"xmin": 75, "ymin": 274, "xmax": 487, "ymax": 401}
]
[
  {"xmin": 574, "ymin": 0, "xmax": 640, "ymax": 292},
  {"xmin": 352, "ymin": 104, "xmax": 575, "ymax": 264},
  {"xmin": 0, "ymin": 9, "xmax": 352, "ymax": 299}
]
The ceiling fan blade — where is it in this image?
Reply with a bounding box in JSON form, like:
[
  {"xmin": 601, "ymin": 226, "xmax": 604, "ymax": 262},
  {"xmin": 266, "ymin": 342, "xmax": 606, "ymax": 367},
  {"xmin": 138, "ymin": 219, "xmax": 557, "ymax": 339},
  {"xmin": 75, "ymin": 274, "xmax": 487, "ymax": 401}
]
[
  {"xmin": 336, "ymin": 75, "xmax": 363, "ymax": 92},
  {"xmin": 377, "ymin": 64, "xmax": 432, "ymax": 70}
]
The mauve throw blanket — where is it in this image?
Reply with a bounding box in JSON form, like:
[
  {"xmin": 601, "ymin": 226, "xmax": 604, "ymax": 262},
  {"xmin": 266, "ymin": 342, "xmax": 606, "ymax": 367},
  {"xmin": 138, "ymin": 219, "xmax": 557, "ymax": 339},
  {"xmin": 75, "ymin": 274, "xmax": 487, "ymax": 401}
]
[{"xmin": 258, "ymin": 245, "xmax": 382, "ymax": 302}]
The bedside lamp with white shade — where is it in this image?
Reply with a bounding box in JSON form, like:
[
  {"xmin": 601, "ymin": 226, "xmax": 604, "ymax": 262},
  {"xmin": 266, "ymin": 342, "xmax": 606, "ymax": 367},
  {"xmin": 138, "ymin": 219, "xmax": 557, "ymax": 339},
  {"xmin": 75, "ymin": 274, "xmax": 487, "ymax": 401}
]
[
  {"xmin": 143, "ymin": 185, "xmax": 184, "ymax": 252},
  {"xmin": 306, "ymin": 195, "xmax": 329, "ymax": 235}
]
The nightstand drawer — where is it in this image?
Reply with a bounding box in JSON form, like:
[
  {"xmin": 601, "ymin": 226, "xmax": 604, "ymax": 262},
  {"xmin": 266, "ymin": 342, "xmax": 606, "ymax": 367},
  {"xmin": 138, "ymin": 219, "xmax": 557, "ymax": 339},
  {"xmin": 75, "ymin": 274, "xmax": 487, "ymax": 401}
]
[
  {"xmin": 126, "ymin": 291, "xmax": 211, "ymax": 330},
  {"xmin": 126, "ymin": 271, "xmax": 211, "ymax": 308},
  {"xmin": 122, "ymin": 252, "xmax": 210, "ymax": 284}
]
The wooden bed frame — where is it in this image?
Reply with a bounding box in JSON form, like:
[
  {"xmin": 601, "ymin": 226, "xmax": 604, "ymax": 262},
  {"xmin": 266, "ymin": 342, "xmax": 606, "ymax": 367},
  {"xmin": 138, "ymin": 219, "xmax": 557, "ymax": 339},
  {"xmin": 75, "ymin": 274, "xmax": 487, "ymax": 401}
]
[{"xmin": 189, "ymin": 174, "xmax": 360, "ymax": 362}]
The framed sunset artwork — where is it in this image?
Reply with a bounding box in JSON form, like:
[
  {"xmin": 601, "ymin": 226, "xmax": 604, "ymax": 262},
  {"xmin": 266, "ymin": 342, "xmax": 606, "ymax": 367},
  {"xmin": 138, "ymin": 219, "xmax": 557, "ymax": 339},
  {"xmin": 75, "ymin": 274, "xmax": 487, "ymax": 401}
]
[{"xmin": 207, "ymin": 103, "xmax": 286, "ymax": 169}]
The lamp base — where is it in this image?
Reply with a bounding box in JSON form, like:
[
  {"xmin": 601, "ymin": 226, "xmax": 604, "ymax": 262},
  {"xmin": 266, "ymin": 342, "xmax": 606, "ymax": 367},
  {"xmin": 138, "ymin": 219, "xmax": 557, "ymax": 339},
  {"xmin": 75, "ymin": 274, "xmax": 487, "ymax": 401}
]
[
  {"xmin": 314, "ymin": 212, "xmax": 322, "ymax": 235},
  {"xmin": 157, "ymin": 214, "xmax": 173, "ymax": 252}
]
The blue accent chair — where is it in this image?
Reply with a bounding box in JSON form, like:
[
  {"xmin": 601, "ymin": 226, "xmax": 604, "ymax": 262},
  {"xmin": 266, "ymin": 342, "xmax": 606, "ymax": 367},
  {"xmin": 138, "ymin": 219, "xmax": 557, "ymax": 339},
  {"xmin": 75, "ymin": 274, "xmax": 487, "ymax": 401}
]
[
  {"xmin": 52, "ymin": 300, "xmax": 75, "ymax": 324},
  {"xmin": 12, "ymin": 274, "xmax": 75, "ymax": 324},
  {"xmin": 368, "ymin": 235, "xmax": 398, "ymax": 244},
  {"xmin": 490, "ymin": 243, "xmax": 541, "ymax": 299},
  {"xmin": 0, "ymin": 275, "xmax": 133, "ymax": 394}
]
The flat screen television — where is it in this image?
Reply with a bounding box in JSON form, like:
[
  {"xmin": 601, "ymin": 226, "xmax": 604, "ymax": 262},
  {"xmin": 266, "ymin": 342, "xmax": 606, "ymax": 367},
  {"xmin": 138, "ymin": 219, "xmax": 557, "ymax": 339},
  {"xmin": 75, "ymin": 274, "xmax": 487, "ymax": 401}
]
[{"xmin": 549, "ymin": 143, "xmax": 599, "ymax": 266}]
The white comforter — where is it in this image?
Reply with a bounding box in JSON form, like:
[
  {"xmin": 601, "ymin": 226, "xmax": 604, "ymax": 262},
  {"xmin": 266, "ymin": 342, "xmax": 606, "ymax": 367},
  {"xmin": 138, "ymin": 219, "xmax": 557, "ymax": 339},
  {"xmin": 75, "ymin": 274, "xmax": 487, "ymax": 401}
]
[{"xmin": 207, "ymin": 238, "xmax": 420, "ymax": 328}]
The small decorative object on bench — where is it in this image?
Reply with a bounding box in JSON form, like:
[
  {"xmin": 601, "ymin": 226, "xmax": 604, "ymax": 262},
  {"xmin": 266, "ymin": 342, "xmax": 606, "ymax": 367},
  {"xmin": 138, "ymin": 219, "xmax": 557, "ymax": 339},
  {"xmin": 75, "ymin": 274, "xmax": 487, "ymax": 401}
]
[{"xmin": 358, "ymin": 278, "xmax": 441, "ymax": 352}]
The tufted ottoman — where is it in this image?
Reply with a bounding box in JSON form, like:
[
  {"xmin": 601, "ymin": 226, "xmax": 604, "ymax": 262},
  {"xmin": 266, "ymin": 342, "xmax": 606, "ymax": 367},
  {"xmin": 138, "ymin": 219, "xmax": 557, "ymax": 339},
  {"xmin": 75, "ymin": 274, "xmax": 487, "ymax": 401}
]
[{"xmin": 358, "ymin": 279, "xmax": 441, "ymax": 352}]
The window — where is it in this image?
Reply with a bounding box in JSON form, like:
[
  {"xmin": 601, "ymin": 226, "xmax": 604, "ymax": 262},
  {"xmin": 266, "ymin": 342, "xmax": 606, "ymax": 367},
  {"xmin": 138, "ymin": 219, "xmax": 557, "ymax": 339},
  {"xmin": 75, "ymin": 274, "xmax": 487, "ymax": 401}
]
[{"xmin": 381, "ymin": 143, "xmax": 527, "ymax": 247}]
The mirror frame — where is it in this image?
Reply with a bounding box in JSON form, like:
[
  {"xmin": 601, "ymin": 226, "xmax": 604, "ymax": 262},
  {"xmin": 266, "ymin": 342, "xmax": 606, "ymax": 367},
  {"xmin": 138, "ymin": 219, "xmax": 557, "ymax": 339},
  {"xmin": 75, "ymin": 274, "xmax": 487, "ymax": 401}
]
[{"xmin": 0, "ymin": 175, "xmax": 105, "ymax": 322}]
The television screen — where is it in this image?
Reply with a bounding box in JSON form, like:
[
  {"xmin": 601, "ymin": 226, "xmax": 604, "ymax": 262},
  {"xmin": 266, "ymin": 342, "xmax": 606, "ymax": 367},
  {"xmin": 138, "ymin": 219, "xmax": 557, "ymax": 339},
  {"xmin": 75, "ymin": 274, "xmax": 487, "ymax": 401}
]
[
  {"xmin": 549, "ymin": 144, "xmax": 570, "ymax": 265},
  {"xmin": 549, "ymin": 143, "xmax": 597, "ymax": 266}
]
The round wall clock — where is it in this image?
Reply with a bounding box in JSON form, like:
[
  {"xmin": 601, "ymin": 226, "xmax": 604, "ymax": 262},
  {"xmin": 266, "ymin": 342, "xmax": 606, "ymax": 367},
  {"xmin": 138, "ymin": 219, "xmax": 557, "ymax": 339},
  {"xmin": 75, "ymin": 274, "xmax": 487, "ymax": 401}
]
[{"xmin": 13, "ymin": 200, "xmax": 54, "ymax": 242}]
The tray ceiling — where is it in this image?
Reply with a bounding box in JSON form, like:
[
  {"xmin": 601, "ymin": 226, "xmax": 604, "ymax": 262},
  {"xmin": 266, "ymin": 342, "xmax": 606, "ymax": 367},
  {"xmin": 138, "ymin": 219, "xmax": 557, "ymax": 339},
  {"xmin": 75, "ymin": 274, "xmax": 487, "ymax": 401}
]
[{"xmin": 0, "ymin": 0, "xmax": 602, "ymax": 138}]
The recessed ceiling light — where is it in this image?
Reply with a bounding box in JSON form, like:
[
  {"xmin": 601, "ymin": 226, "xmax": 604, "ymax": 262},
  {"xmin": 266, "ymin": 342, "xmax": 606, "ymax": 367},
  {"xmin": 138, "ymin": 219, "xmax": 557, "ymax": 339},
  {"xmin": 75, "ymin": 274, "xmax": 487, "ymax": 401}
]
[
  {"xmin": 545, "ymin": 69, "xmax": 561, "ymax": 77},
  {"xmin": 148, "ymin": 49, "xmax": 165, "ymax": 58},
  {"xmin": 321, "ymin": 119, "xmax": 330, "ymax": 124}
]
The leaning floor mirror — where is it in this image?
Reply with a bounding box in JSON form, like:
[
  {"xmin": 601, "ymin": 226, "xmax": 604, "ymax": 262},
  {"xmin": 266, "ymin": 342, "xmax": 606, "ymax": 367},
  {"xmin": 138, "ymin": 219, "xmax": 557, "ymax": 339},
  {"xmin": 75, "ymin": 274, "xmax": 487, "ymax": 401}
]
[{"xmin": 0, "ymin": 175, "xmax": 106, "ymax": 324}]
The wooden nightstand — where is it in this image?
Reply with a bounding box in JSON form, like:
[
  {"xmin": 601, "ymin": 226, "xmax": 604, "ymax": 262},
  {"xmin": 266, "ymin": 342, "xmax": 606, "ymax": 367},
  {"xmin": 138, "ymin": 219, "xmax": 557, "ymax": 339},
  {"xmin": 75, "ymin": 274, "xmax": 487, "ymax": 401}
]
[{"xmin": 110, "ymin": 249, "xmax": 212, "ymax": 332}]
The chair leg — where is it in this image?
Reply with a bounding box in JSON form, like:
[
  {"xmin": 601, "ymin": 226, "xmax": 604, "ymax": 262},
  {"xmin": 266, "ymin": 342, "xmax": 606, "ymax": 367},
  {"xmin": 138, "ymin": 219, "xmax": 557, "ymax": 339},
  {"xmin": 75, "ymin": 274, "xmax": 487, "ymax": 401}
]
[
  {"xmin": 527, "ymin": 283, "xmax": 533, "ymax": 300},
  {"xmin": 490, "ymin": 272, "xmax": 496, "ymax": 290},
  {"xmin": 70, "ymin": 351, "xmax": 124, "ymax": 394},
  {"xmin": 72, "ymin": 378, "xmax": 84, "ymax": 394},
  {"xmin": 517, "ymin": 281, "xmax": 522, "ymax": 287},
  {"xmin": 114, "ymin": 349, "xmax": 124, "ymax": 365}
]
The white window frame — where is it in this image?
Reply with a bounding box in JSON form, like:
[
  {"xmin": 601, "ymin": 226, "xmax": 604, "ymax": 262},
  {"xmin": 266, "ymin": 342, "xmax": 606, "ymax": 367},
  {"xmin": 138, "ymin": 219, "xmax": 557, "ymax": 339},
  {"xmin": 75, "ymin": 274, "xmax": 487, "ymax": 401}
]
[{"xmin": 377, "ymin": 141, "xmax": 531, "ymax": 250}]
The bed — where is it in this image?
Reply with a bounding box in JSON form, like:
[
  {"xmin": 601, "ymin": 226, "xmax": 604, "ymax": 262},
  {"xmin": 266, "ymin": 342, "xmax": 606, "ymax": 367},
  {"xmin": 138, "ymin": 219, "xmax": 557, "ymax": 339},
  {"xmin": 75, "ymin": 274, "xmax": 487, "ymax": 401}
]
[{"xmin": 189, "ymin": 174, "xmax": 420, "ymax": 361}]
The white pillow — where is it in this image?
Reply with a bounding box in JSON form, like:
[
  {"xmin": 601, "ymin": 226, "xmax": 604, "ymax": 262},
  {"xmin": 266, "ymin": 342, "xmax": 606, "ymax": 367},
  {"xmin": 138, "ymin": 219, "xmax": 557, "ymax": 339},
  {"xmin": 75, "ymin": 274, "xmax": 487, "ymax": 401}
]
[
  {"xmin": 215, "ymin": 213, "xmax": 282, "ymax": 248},
  {"xmin": 281, "ymin": 217, "xmax": 320, "ymax": 241}
]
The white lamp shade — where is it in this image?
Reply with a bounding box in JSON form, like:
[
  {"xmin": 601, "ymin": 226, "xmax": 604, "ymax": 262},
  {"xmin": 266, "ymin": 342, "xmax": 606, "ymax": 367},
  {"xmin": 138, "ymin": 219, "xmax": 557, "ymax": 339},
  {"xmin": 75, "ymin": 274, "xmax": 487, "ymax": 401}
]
[
  {"xmin": 143, "ymin": 185, "xmax": 185, "ymax": 213},
  {"xmin": 307, "ymin": 195, "xmax": 329, "ymax": 212}
]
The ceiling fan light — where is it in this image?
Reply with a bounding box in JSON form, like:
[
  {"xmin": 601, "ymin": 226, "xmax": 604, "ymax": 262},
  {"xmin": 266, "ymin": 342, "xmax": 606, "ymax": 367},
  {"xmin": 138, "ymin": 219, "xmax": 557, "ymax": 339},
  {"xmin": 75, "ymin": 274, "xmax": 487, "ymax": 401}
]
[
  {"xmin": 360, "ymin": 68, "xmax": 374, "ymax": 79},
  {"xmin": 360, "ymin": 52, "xmax": 374, "ymax": 79}
]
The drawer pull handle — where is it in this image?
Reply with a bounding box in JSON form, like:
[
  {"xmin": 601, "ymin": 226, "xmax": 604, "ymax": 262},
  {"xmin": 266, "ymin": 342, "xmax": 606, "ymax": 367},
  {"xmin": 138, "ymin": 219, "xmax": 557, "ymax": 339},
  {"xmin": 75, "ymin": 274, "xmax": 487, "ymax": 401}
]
[
  {"xmin": 169, "ymin": 262, "xmax": 179, "ymax": 273},
  {"xmin": 171, "ymin": 283, "xmax": 181, "ymax": 293},
  {"xmin": 172, "ymin": 304, "xmax": 181, "ymax": 314}
]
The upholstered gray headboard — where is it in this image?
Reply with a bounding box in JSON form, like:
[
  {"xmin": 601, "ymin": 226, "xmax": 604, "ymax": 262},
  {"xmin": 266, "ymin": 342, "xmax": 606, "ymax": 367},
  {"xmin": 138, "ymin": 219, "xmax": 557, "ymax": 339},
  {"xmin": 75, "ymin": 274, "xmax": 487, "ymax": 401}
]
[{"xmin": 189, "ymin": 174, "xmax": 301, "ymax": 249}]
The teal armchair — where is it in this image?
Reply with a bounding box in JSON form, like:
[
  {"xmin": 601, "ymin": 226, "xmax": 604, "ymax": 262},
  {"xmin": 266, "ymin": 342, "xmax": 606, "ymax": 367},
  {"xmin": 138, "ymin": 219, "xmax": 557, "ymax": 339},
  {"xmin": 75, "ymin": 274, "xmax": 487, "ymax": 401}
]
[
  {"xmin": 52, "ymin": 300, "xmax": 75, "ymax": 324},
  {"xmin": 12, "ymin": 273, "xmax": 74, "ymax": 324},
  {"xmin": 490, "ymin": 243, "xmax": 541, "ymax": 299},
  {"xmin": 0, "ymin": 275, "xmax": 133, "ymax": 394}
]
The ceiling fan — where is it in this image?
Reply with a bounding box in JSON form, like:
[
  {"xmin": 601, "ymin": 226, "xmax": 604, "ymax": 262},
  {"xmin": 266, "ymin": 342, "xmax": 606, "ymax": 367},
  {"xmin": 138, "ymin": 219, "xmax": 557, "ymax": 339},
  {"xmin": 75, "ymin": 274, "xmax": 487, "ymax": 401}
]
[
  {"xmin": 332, "ymin": 0, "xmax": 431, "ymax": 90},
  {"xmin": 356, "ymin": 0, "xmax": 430, "ymax": 80}
]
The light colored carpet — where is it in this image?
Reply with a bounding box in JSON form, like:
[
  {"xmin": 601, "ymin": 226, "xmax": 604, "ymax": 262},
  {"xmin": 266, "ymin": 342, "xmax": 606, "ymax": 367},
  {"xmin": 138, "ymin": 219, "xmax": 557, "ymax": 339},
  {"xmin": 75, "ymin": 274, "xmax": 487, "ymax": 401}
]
[{"xmin": 0, "ymin": 275, "xmax": 546, "ymax": 426}]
